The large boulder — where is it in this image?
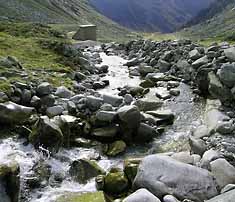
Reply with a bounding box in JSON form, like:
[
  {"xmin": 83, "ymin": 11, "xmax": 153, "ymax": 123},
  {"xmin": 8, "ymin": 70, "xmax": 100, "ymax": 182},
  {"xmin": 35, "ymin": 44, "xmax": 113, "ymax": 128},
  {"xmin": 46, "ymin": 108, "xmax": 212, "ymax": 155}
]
[
  {"xmin": 189, "ymin": 49, "xmax": 201, "ymax": 60},
  {"xmin": 218, "ymin": 63, "xmax": 235, "ymax": 88},
  {"xmin": 224, "ymin": 47, "xmax": 235, "ymax": 62},
  {"xmin": 69, "ymin": 159, "xmax": 105, "ymax": 184},
  {"xmin": 0, "ymin": 102, "xmax": 34, "ymax": 125},
  {"xmin": 210, "ymin": 158, "xmax": 235, "ymax": 189},
  {"xmin": 36, "ymin": 82, "xmax": 53, "ymax": 97},
  {"xmin": 133, "ymin": 154, "xmax": 218, "ymax": 202},
  {"xmin": 0, "ymin": 162, "xmax": 20, "ymax": 202},
  {"xmin": 117, "ymin": 105, "xmax": 141, "ymax": 129},
  {"xmin": 29, "ymin": 116, "xmax": 63, "ymax": 152},
  {"xmin": 123, "ymin": 188, "xmax": 161, "ymax": 202},
  {"xmin": 55, "ymin": 86, "xmax": 73, "ymax": 98},
  {"xmin": 205, "ymin": 189, "xmax": 235, "ymax": 202},
  {"xmin": 208, "ymin": 72, "xmax": 232, "ymax": 103},
  {"xmin": 192, "ymin": 56, "xmax": 208, "ymax": 69}
]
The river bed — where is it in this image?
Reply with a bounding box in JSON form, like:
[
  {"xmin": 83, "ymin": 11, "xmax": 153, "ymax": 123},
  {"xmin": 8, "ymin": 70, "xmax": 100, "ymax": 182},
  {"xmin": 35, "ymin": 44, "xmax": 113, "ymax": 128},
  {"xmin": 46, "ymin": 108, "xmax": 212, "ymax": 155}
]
[{"xmin": 0, "ymin": 49, "xmax": 206, "ymax": 202}]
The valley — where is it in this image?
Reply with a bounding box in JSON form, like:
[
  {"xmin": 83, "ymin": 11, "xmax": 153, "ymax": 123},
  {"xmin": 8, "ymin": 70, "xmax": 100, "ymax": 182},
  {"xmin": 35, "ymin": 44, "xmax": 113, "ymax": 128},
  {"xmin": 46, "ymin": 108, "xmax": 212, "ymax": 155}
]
[{"xmin": 1, "ymin": 1, "xmax": 235, "ymax": 202}]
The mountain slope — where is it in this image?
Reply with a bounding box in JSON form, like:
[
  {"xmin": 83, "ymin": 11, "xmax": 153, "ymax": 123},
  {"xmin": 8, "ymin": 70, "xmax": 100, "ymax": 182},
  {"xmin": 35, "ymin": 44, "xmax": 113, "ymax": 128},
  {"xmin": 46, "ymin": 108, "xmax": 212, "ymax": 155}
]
[
  {"xmin": 89, "ymin": 0, "xmax": 215, "ymax": 33},
  {"xmin": 181, "ymin": 0, "xmax": 235, "ymax": 40},
  {"xmin": 0, "ymin": 0, "xmax": 133, "ymax": 42}
]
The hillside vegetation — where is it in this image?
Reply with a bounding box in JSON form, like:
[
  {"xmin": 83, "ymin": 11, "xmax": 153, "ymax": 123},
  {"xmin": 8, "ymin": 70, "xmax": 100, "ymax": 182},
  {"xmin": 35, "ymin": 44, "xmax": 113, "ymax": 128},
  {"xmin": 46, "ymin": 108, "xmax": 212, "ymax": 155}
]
[
  {"xmin": 0, "ymin": 23, "xmax": 75, "ymax": 93},
  {"xmin": 0, "ymin": 0, "xmax": 134, "ymax": 42},
  {"xmin": 181, "ymin": 0, "xmax": 235, "ymax": 41}
]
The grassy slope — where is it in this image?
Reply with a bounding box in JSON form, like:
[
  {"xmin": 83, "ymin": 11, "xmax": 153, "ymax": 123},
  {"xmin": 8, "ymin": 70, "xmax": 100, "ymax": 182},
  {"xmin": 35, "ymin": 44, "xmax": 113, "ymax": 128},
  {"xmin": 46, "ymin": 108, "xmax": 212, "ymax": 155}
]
[
  {"xmin": 180, "ymin": 2, "xmax": 235, "ymax": 42},
  {"xmin": 0, "ymin": 0, "xmax": 136, "ymax": 42},
  {"xmin": 0, "ymin": 23, "xmax": 74, "ymax": 93}
]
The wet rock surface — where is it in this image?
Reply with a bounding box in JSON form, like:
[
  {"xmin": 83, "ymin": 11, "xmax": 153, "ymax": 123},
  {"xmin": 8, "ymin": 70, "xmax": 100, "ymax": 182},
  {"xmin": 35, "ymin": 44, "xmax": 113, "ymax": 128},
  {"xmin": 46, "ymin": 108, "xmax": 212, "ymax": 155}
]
[{"xmin": 1, "ymin": 39, "xmax": 235, "ymax": 202}]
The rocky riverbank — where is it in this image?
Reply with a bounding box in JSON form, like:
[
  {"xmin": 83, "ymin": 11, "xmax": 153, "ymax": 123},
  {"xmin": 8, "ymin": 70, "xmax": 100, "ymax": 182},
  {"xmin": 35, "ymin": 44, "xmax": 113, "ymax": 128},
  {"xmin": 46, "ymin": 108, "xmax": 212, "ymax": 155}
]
[{"xmin": 1, "ymin": 39, "xmax": 235, "ymax": 202}]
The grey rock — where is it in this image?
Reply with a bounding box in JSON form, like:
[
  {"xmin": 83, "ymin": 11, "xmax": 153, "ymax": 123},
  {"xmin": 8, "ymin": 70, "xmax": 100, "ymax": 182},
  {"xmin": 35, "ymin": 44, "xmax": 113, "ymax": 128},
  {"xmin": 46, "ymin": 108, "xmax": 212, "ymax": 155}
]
[
  {"xmin": 171, "ymin": 152, "xmax": 194, "ymax": 165},
  {"xmin": 117, "ymin": 105, "xmax": 141, "ymax": 129},
  {"xmin": 189, "ymin": 136, "xmax": 207, "ymax": 156},
  {"xmin": 46, "ymin": 106, "xmax": 64, "ymax": 118},
  {"xmin": 55, "ymin": 86, "xmax": 73, "ymax": 98},
  {"xmin": 124, "ymin": 94, "xmax": 133, "ymax": 104},
  {"xmin": 30, "ymin": 95, "xmax": 41, "ymax": 108},
  {"xmin": 0, "ymin": 92, "xmax": 9, "ymax": 103},
  {"xmin": 0, "ymin": 162, "xmax": 20, "ymax": 202},
  {"xmin": 189, "ymin": 49, "xmax": 201, "ymax": 60},
  {"xmin": 36, "ymin": 82, "xmax": 52, "ymax": 97},
  {"xmin": 192, "ymin": 56, "xmax": 208, "ymax": 68},
  {"xmin": 69, "ymin": 159, "xmax": 105, "ymax": 184},
  {"xmin": 92, "ymin": 126, "xmax": 118, "ymax": 140},
  {"xmin": 221, "ymin": 184, "xmax": 235, "ymax": 194},
  {"xmin": 205, "ymin": 189, "xmax": 235, "ymax": 202},
  {"xmin": 21, "ymin": 89, "xmax": 32, "ymax": 104},
  {"xmin": 176, "ymin": 60, "xmax": 193, "ymax": 81},
  {"xmin": 123, "ymin": 188, "xmax": 161, "ymax": 202},
  {"xmin": 86, "ymin": 96, "xmax": 103, "ymax": 111},
  {"xmin": 158, "ymin": 59, "xmax": 171, "ymax": 72},
  {"xmin": 103, "ymin": 94, "xmax": 123, "ymax": 107},
  {"xmin": 0, "ymin": 56, "xmax": 23, "ymax": 69},
  {"xmin": 169, "ymin": 89, "xmax": 180, "ymax": 96},
  {"xmin": 125, "ymin": 58, "xmax": 142, "ymax": 67},
  {"xmin": 210, "ymin": 158, "xmax": 235, "ymax": 189},
  {"xmin": 135, "ymin": 123, "xmax": 158, "ymax": 143},
  {"xmin": 224, "ymin": 47, "xmax": 235, "ymax": 62},
  {"xmin": 205, "ymin": 108, "xmax": 230, "ymax": 134},
  {"xmin": 155, "ymin": 87, "xmax": 171, "ymax": 99},
  {"xmin": 40, "ymin": 94, "xmax": 55, "ymax": 107},
  {"xmin": 0, "ymin": 101, "xmax": 34, "ymax": 124},
  {"xmin": 193, "ymin": 125, "xmax": 209, "ymax": 139},
  {"xmin": 133, "ymin": 98, "xmax": 163, "ymax": 111},
  {"xmin": 96, "ymin": 111, "xmax": 116, "ymax": 122},
  {"xmin": 146, "ymin": 109, "xmax": 174, "ymax": 124},
  {"xmin": 218, "ymin": 63, "xmax": 235, "ymax": 88},
  {"xmin": 138, "ymin": 65, "xmax": 154, "ymax": 76},
  {"xmin": 29, "ymin": 116, "xmax": 63, "ymax": 152},
  {"xmin": 201, "ymin": 149, "xmax": 222, "ymax": 167},
  {"xmin": 133, "ymin": 154, "xmax": 218, "ymax": 202},
  {"xmin": 163, "ymin": 195, "xmax": 180, "ymax": 202}
]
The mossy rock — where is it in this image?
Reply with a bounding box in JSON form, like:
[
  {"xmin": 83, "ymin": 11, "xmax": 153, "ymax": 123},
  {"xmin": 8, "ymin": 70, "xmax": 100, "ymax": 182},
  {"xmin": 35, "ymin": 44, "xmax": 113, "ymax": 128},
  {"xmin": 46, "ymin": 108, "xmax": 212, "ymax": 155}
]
[
  {"xmin": 105, "ymin": 140, "xmax": 127, "ymax": 157},
  {"xmin": 56, "ymin": 191, "xmax": 106, "ymax": 202},
  {"xmin": 0, "ymin": 162, "xmax": 20, "ymax": 202},
  {"xmin": 139, "ymin": 79, "xmax": 155, "ymax": 88},
  {"xmin": 124, "ymin": 158, "xmax": 141, "ymax": 183},
  {"xmin": 104, "ymin": 168, "xmax": 129, "ymax": 196},
  {"xmin": 69, "ymin": 159, "xmax": 105, "ymax": 184}
]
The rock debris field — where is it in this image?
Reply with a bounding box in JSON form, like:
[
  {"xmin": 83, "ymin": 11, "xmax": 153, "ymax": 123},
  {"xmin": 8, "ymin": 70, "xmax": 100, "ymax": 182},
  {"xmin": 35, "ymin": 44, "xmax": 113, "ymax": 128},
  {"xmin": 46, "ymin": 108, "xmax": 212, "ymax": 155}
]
[{"xmin": 1, "ymin": 39, "xmax": 235, "ymax": 202}]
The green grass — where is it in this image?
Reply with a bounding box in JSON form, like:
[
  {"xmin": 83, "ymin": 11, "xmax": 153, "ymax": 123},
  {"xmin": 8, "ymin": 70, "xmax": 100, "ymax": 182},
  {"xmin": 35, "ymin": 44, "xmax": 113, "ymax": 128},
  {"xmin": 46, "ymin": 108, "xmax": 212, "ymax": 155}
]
[
  {"xmin": 0, "ymin": 23, "xmax": 76, "ymax": 92},
  {"xmin": 56, "ymin": 192, "xmax": 106, "ymax": 202},
  {"xmin": 143, "ymin": 32, "xmax": 178, "ymax": 41}
]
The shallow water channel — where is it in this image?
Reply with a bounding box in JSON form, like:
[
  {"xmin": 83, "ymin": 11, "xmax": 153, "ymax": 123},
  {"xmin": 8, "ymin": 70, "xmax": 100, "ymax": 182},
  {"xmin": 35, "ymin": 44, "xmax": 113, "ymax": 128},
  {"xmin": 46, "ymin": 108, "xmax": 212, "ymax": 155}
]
[{"xmin": 0, "ymin": 50, "xmax": 206, "ymax": 202}]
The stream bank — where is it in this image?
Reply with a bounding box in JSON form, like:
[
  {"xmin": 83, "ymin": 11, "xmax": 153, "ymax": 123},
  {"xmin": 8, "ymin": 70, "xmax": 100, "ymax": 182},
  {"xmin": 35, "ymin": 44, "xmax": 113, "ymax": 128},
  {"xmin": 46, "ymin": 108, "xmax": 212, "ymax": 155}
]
[{"xmin": 1, "ymin": 39, "xmax": 235, "ymax": 202}]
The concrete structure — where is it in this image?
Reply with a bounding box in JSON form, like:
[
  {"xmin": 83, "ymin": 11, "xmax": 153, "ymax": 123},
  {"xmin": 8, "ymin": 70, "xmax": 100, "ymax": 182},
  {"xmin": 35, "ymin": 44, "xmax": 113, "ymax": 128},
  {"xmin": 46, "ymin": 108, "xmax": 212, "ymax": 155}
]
[{"xmin": 72, "ymin": 24, "xmax": 97, "ymax": 41}]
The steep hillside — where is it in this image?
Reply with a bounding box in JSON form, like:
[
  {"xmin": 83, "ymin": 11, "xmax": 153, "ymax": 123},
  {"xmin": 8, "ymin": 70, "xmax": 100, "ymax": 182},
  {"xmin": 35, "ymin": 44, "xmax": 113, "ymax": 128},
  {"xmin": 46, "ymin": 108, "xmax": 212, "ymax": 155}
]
[
  {"xmin": 0, "ymin": 0, "xmax": 134, "ymax": 42},
  {"xmin": 89, "ymin": 0, "xmax": 215, "ymax": 33},
  {"xmin": 181, "ymin": 0, "xmax": 235, "ymax": 40}
]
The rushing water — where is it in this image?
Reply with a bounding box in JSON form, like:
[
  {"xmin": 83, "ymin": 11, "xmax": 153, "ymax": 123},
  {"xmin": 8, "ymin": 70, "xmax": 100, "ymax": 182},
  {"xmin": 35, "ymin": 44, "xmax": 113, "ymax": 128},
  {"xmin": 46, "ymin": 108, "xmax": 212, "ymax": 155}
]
[{"xmin": 0, "ymin": 50, "xmax": 206, "ymax": 201}]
